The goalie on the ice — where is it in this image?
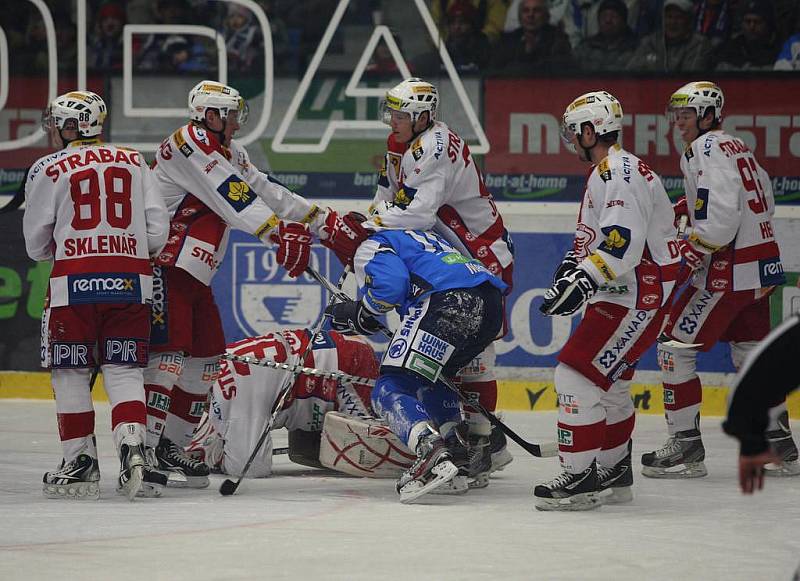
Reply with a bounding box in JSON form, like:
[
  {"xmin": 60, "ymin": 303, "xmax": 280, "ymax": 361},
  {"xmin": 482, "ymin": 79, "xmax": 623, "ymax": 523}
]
[
  {"xmin": 325, "ymin": 227, "xmax": 508, "ymax": 503},
  {"xmin": 187, "ymin": 328, "xmax": 397, "ymax": 478}
]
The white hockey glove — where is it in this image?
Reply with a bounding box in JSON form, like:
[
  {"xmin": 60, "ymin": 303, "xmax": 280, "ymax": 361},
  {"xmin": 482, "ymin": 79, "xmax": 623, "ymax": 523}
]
[
  {"xmin": 540, "ymin": 268, "xmax": 598, "ymax": 317},
  {"xmin": 552, "ymin": 249, "xmax": 580, "ymax": 284}
]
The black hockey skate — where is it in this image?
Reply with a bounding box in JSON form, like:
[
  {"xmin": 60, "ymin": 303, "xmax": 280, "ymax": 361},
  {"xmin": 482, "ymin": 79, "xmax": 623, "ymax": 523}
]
[
  {"xmin": 431, "ymin": 427, "xmax": 470, "ymax": 495},
  {"xmin": 43, "ymin": 454, "xmax": 100, "ymax": 500},
  {"xmin": 465, "ymin": 435, "xmax": 492, "ymax": 489},
  {"xmin": 641, "ymin": 429, "xmax": 707, "ymax": 478},
  {"xmin": 489, "ymin": 422, "xmax": 514, "ymax": 473},
  {"xmin": 156, "ymin": 437, "xmax": 210, "ymax": 488},
  {"xmin": 534, "ymin": 461, "xmax": 601, "ymax": 511},
  {"xmin": 139, "ymin": 447, "xmax": 167, "ymax": 497},
  {"xmin": 765, "ymin": 411, "xmax": 800, "ymax": 477},
  {"xmin": 598, "ymin": 443, "xmax": 633, "ymax": 504},
  {"xmin": 117, "ymin": 442, "xmax": 145, "ymax": 501},
  {"xmin": 396, "ymin": 432, "xmax": 458, "ymax": 504}
]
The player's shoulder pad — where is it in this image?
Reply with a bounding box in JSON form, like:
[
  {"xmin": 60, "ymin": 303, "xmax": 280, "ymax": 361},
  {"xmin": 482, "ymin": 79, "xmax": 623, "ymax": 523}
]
[
  {"xmin": 596, "ymin": 156, "xmax": 614, "ymax": 182},
  {"xmin": 170, "ymin": 125, "xmax": 197, "ymax": 159},
  {"xmin": 26, "ymin": 150, "xmax": 67, "ymax": 185}
]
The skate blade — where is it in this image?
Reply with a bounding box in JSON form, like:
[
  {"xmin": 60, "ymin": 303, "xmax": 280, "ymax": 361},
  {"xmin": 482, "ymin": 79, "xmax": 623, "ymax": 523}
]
[
  {"xmin": 429, "ymin": 475, "xmax": 469, "ymax": 495},
  {"xmin": 399, "ymin": 461, "xmax": 459, "ymax": 504},
  {"xmin": 598, "ymin": 486, "xmax": 633, "ymax": 505},
  {"xmin": 641, "ymin": 462, "xmax": 707, "ymax": 479},
  {"xmin": 534, "ymin": 492, "xmax": 601, "ymax": 512},
  {"xmin": 468, "ymin": 473, "xmax": 490, "ymax": 489},
  {"xmin": 490, "ymin": 448, "xmax": 514, "ymax": 472},
  {"xmin": 118, "ymin": 466, "xmax": 144, "ymax": 501},
  {"xmin": 165, "ymin": 471, "xmax": 210, "ymax": 489},
  {"xmin": 764, "ymin": 460, "xmax": 800, "ymax": 477},
  {"xmin": 43, "ymin": 481, "xmax": 100, "ymax": 501}
]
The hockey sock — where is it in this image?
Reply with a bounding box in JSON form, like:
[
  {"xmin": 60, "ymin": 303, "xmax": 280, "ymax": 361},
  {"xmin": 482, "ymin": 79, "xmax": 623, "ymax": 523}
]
[
  {"xmin": 663, "ymin": 377, "xmax": 702, "ymax": 435},
  {"xmin": 555, "ymin": 364, "xmax": 605, "ymax": 473},
  {"xmin": 461, "ymin": 379, "xmax": 497, "ymax": 437},
  {"xmin": 599, "ymin": 378, "xmax": 634, "ymax": 467},
  {"xmin": 102, "ymin": 364, "xmax": 147, "ymax": 438},
  {"xmin": 372, "ymin": 372, "xmax": 431, "ymax": 448},
  {"xmin": 52, "ymin": 368, "xmax": 97, "ymax": 462},
  {"xmin": 163, "ymin": 356, "xmax": 219, "ymax": 447},
  {"xmin": 143, "ymin": 352, "xmax": 184, "ymax": 448}
]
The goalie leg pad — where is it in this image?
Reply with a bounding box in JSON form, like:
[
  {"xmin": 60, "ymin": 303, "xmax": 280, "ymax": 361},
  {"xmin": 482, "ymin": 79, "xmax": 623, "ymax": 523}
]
[{"xmin": 319, "ymin": 412, "xmax": 416, "ymax": 478}]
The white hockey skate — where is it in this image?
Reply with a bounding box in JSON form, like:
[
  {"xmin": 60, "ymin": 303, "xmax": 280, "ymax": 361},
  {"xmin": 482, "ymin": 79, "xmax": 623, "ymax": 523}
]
[
  {"xmin": 397, "ymin": 433, "xmax": 459, "ymax": 504},
  {"xmin": 117, "ymin": 441, "xmax": 145, "ymax": 501},
  {"xmin": 43, "ymin": 454, "xmax": 100, "ymax": 500}
]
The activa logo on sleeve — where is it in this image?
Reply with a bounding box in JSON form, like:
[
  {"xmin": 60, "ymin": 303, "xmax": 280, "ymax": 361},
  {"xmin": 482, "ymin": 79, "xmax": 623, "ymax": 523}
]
[{"xmin": 68, "ymin": 273, "xmax": 141, "ymax": 304}]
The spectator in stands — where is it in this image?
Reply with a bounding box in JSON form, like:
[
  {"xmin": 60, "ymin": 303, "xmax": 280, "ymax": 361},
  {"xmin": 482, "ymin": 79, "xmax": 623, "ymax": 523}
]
[
  {"xmin": 366, "ymin": 37, "xmax": 405, "ymax": 78},
  {"xmin": 628, "ymin": 0, "xmax": 712, "ymax": 71},
  {"xmin": 715, "ymin": 0, "xmax": 780, "ymax": 70},
  {"xmin": 491, "ymin": 0, "xmax": 574, "ymax": 74},
  {"xmin": 135, "ymin": 0, "xmax": 200, "ymax": 72},
  {"xmin": 695, "ymin": 0, "xmax": 732, "ymax": 47},
  {"xmin": 254, "ymin": 0, "xmax": 291, "ymax": 73},
  {"xmin": 415, "ymin": 1, "xmax": 491, "ymax": 74},
  {"xmin": 431, "ymin": 0, "xmax": 509, "ymax": 43},
  {"xmin": 575, "ymin": 0, "xmax": 639, "ymax": 71},
  {"xmin": 160, "ymin": 35, "xmax": 210, "ymax": 73},
  {"xmin": 774, "ymin": 32, "xmax": 800, "ymax": 69},
  {"xmin": 223, "ymin": 4, "xmax": 261, "ymax": 73},
  {"xmin": 16, "ymin": 12, "xmax": 49, "ymax": 73},
  {"xmin": 88, "ymin": 2, "xmax": 125, "ymax": 72},
  {"xmin": 55, "ymin": 8, "xmax": 77, "ymax": 74}
]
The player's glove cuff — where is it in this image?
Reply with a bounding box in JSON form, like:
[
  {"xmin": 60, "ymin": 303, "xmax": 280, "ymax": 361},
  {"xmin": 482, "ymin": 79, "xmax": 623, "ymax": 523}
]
[
  {"xmin": 324, "ymin": 299, "xmax": 381, "ymax": 336},
  {"xmin": 540, "ymin": 268, "xmax": 598, "ymax": 317}
]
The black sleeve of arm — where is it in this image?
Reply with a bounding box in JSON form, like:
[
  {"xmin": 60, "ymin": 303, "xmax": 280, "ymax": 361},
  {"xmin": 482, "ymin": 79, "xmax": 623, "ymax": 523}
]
[{"xmin": 722, "ymin": 315, "xmax": 800, "ymax": 455}]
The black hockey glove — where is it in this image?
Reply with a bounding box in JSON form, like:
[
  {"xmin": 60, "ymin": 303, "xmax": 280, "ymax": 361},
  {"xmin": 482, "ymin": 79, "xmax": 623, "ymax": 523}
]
[
  {"xmin": 552, "ymin": 249, "xmax": 580, "ymax": 284},
  {"xmin": 325, "ymin": 299, "xmax": 381, "ymax": 336},
  {"xmin": 540, "ymin": 268, "xmax": 599, "ymax": 317}
]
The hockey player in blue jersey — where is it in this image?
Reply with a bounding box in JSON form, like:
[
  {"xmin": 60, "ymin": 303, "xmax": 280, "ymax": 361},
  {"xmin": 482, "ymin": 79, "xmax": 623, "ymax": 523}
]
[{"xmin": 325, "ymin": 228, "xmax": 507, "ymax": 503}]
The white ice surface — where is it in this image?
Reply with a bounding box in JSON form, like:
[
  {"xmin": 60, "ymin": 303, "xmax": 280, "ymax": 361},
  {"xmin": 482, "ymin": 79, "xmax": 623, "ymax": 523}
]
[{"xmin": 1, "ymin": 401, "xmax": 798, "ymax": 581}]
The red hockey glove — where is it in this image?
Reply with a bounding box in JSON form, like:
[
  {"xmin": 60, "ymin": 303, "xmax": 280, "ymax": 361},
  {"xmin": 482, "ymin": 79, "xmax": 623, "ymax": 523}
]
[
  {"xmin": 320, "ymin": 210, "xmax": 371, "ymax": 268},
  {"xmin": 678, "ymin": 239, "xmax": 704, "ymax": 271},
  {"xmin": 673, "ymin": 196, "xmax": 689, "ymax": 229},
  {"xmin": 270, "ymin": 221, "xmax": 312, "ymax": 278}
]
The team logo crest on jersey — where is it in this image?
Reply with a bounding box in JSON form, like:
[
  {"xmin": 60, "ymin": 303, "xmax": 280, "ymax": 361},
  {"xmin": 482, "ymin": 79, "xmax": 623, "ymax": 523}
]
[
  {"xmin": 598, "ymin": 225, "xmax": 631, "ymax": 259},
  {"xmin": 217, "ymin": 175, "xmax": 255, "ymax": 212},
  {"xmin": 597, "ymin": 158, "xmax": 612, "ymax": 182},
  {"xmin": 393, "ymin": 186, "xmax": 417, "ymax": 209},
  {"xmin": 411, "ymin": 139, "xmax": 424, "ymax": 161}
]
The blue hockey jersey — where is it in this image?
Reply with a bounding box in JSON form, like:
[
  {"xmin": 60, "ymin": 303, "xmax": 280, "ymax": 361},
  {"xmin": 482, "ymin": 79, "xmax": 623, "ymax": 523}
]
[{"xmin": 353, "ymin": 229, "xmax": 508, "ymax": 315}]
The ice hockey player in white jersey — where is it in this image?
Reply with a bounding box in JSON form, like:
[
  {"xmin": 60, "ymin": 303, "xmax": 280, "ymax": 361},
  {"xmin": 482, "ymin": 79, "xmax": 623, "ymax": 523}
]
[
  {"xmin": 641, "ymin": 81, "xmax": 798, "ymax": 479},
  {"xmin": 535, "ymin": 91, "xmax": 681, "ymax": 511},
  {"xmin": 186, "ymin": 329, "xmax": 377, "ymax": 477},
  {"xmin": 24, "ymin": 91, "xmax": 169, "ymax": 500},
  {"xmin": 144, "ymin": 80, "xmax": 358, "ymax": 489},
  {"xmin": 320, "ymin": 78, "xmax": 515, "ymax": 481}
]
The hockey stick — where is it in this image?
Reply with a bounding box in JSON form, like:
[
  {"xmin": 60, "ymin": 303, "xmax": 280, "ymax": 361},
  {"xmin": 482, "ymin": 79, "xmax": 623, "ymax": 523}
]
[
  {"xmin": 306, "ymin": 266, "xmax": 558, "ymax": 458},
  {"xmin": 222, "ymin": 352, "xmax": 377, "ymax": 387},
  {"xmin": 219, "ymin": 266, "xmax": 351, "ymax": 496}
]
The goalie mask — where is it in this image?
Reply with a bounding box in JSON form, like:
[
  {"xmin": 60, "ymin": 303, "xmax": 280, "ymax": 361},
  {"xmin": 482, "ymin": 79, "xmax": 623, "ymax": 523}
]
[
  {"xmin": 560, "ymin": 91, "xmax": 623, "ymax": 154},
  {"xmin": 380, "ymin": 77, "xmax": 438, "ymax": 126},
  {"xmin": 41, "ymin": 91, "xmax": 107, "ymax": 142},
  {"xmin": 666, "ymin": 81, "xmax": 724, "ymax": 126},
  {"xmin": 188, "ymin": 80, "xmax": 249, "ymax": 126}
]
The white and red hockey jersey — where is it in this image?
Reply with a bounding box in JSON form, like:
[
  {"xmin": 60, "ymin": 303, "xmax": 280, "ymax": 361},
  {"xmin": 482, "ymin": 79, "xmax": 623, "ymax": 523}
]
[
  {"xmin": 23, "ymin": 140, "xmax": 169, "ymax": 308},
  {"xmin": 209, "ymin": 329, "xmax": 377, "ymax": 476},
  {"xmin": 680, "ymin": 130, "xmax": 784, "ymax": 292},
  {"xmin": 367, "ymin": 122, "xmax": 514, "ymax": 290},
  {"xmin": 152, "ymin": 123, "xmax": 324, "ymax": 285},
  {"xmin": 574, "ymin": 145, "xmax": 681, "ymax": 310}
]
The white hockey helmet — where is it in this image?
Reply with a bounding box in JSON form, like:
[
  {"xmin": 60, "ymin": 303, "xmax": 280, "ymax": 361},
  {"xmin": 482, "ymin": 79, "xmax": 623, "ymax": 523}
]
[
  {"xmin": 560, "ymin": 91, "xmax": 623, "ymax": 151},
  {"xmin": 666, "ymin": 81, "xmax": 724, "ymax": 124},
  {"xmin": 188, "ymin": 80, "xmax": 249, "ymax": 125},
  {"xmin": 41, "ymin": 91, "xmax": 107, "ymax": 138},
  {"xmin": 381, "ymin": 77, "xmax": 438, "ymax": 125}
]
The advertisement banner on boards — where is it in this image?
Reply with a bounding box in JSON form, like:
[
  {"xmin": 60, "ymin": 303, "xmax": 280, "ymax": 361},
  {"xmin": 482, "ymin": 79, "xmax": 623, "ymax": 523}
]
[{"xmin": 484, "ymin": 77, "xmax": 800, "ymax": 203}]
